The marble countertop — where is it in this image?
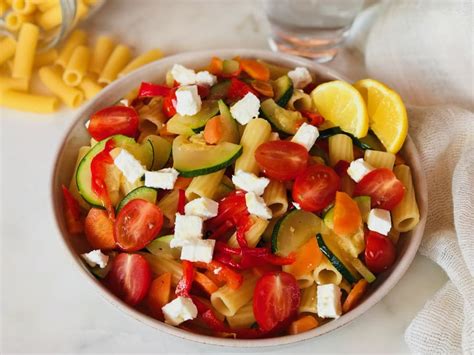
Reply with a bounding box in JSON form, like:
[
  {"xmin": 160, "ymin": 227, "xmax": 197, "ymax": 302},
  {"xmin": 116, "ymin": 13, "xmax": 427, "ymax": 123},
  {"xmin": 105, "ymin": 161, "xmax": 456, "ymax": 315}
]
[{"xmin": 0, "ymin": 1, "xmax": 447, "ymax": 353}]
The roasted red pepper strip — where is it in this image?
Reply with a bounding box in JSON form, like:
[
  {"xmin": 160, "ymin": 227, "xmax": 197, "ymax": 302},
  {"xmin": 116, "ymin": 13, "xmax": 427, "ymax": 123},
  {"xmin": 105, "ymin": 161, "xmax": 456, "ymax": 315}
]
[
  {"xmin": 162, "ymin": 87, "xmax": 177, "ymax": 118},
  {"xmin": 215, "ymin": 242, "xmax": 241, "ymax": 255},
  {"xmin": 137, "ymin": 82, "xmax": 171, "ymax": 98},
  {"xmin": 334, "ymin": 160, "xmax": 350, "ymax": 177},
  {"xmin": 301, "ymin": 110, "xmax": 325, "ymax": 127},
  {"xmin": 61, "ymin": 185, "xmax": 83, "ymax": 235},
  {"xmin": 90, "ymin": 139, "xmax": 116, "ymax": 220},
  {"xmin": 176, "ymin": 260, "xmax": 194, "ymax": 297},
  {"xmin": 177, "ymin": 189, "xmax": 186, "ymax": 215},
  {"xmin": 227, "ymin": 78, "xmax": 257, "ymax": 102},
  {"xmin": 206, "ymin": 190, "xmax": 248, "ymax": 233},
  {"xmin": 194, "ymin": 260, "xmax": 243, "ymax": 290}
]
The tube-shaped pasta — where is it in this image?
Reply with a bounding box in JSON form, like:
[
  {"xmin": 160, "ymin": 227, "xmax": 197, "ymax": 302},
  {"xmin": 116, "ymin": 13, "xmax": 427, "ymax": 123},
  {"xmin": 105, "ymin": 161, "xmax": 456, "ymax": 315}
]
[
  {"xmin": 294, "ymin": 272, "xmax": 316, "ymax": 289},
  {"xmin": 263, "ymin": 180, "xmax": 288, "ymax": 218},
  {"xmin": 235, "ymin": 118, "xmax": 271, "ymax": 174},
  {"xmin": 69, "ymin": 146, "xmax": 91, "ymax": 210},
  {"xmin": 78, "ymin": 76, "xmax": 102, "ymax": 100},
  {"xmin": 211, "ymin": 272, "xmax": 258, "ymax": 317},
  {"xmin": 0, "ymin": 37, "xmax": 16, "ymax": 66},
  {"xmin": 12, "ymin": 0, "xmax": 36, "ymax": 14},
  {"xmin": 36, "ymin": 4, "xmax": 62, "ymax": 30},
  {"xmin": 0, "ymin": 76, "xmax": 28, "ymax": 92},
  {"xmin": 141, "ymin": 253, "xmax": 183, "ymax": 285},
  {"xmin": 138, "ymin": 97, "xmax": 166, "ymax": 133},
  {"xmin": 12, "ymin": 22, "xmax": 39, "ymax": 81},
  {"xmin": 185, "ymin": 169, "xmax": 225, "ymax": 201},
  {"xmin": 287, "ymin": 89, "xmax": 312, "ymax": 111},
  {"xmin": 298, "ymin": 283, "xmax": 317, "ymax": 314},
  {"xmin": 38, "ymin": 66, "xmax": 84, "ymax": 107},
  {"xmin": 157, "ymin": 190, "xmax": 179, "ymax": 228},
  {"xmin": 36, "ymin": 0, "xmax": 58, "ymax": 12},
  {"xmin": 98, "ymin": 44, "xmax": 132, "ymax": 85},
  {"xmin": 227, "ymin": 216, "xmax": 269, "ymax": 248},
  {"xmin": 392, "ymin": 164, "xmax": 420, "ymax": 232},
  {"xmin": 34, "ymin": 48, "xmax": 58, "ymax": 67},
  {"xmin": 364, "ymin": 150, "xmax": 395, "ymax": 170},
  {"xmin": 334, "ymin": 229, "xmax": 365, "ymax": 258},
  {"xmin": 55, "ymin": 30, "xmax": 88, "ymax": 68},
  {"xmin": 312, "ymin": 255, "xmax": 342, "ymax": 285},
  {"xmin": 63, "ymin": 45, "xmax": 90, "ymax": 86},
  {"xmin": 119, "ymin": 49, "xmax": 164, "ymax": 77},
  {"xmin": 0, "ymin": 1, "xmax": 9, "ymax": 16},
  {"xmin": 89, "ymin": 35, "xmax": 115, "ymax": 75},
  {"xmin": 388, "ymin": 227, "xmax": 400, "ymax": 245},
  {"xmin": 329, "ymin": 133, "xmax": 354, "ymax": 166},
  {"xmin": 226, "ymin": 302, "xmax": 256, "ymax": 329},
  {"xmin": 74, "ymin": 0, "xmax": 88, "ymax": 22},
  {"xmin": 5, "ymin": 12, "xmax": 33, "ymax": 32},
  {"xmin": 0, "ymin": 89, "xmax": 58, "ymax": 113}
]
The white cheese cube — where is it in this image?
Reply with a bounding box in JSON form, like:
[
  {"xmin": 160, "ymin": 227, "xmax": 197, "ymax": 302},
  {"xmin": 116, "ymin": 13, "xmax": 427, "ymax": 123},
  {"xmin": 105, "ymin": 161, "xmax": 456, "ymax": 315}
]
[
  {"xmin": 291, "ymin": 122, "xmax": 319, "ymax": 151},
  {"xmin": 230, "ymin": 92, "xmax": 260, "ymax": 125},
  {"xmin": 144, "ymin": 168, "xmax": 179, "ymax": 190},
  {"xmin": 170, "ymin": 214, "xmax": 203, "ymax": 248},
  {"xmin": 180, "ymin": 239, "xmax": 216, "ymax": 263},
  {"xmin": 367, "ymin": 208, "xmax": 392, "ymax": 235},
  {"xmin": 317, "ymin": 284, "xmax": 342, "ymax": 319},
  {"xmin": 119, "ymin": 99, "xmax": 129, "ymax": 106},
  {"xmin": 292, "ymin": 202, "xmax": 301, "ymax": 209},
  {"xmin": 232, "ymin": 170, "xmax": 270, "ymax": 196},
  {"xmin": 184, "ymin": 197, "xmax": 219, "ymax": 220},
  {"xmin": 114, "ymin": 149, "xmax": 145, "ymax": 184},
  {"xmin": 287, "ymin": 67, "xmax": 312, "ymax": 89},
  {"xmin": 81, "ymin": 249, "xmax": 109, "ymax": 269},
  {"xmin": 162, "ymin": 296, "xmax": 198, "ymax": 326},
  {"xmin": 170, "ymin": 64, "xmax": 196, "ymax": 85},
  {"xmin": 175, "ymin": 85, "xmax": 202, "ymax": 116},
  {"xmin": 245, "ymin": 192, "xmax": 272, "ymax": 220},
  {"xmin": 347, "ymin": 158, "xmax": 374, "ymax": 183},
  {"xmin": 196, "ymin": 71, "xmax": 217, "ymax": 86}
]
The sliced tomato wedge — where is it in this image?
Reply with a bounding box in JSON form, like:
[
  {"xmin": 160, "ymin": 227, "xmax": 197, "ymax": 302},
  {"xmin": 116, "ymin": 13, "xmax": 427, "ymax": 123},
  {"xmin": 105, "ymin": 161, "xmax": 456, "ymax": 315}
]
[
  {"xmin": 353, "ymin": 168, "xmax": 405, "ymax": 210},
  {"xmin": 364, "ymin": 231, "xmax": 396, "ymax": 273},
  {"xmin": 255, "ymin": 141, "xmax": 309, "ymax": 181},
  {"xmin": 253, "ymin": 272, "xmax": 300, "ymax": 332},
  {"xmin": 88, "ymin": 106, "xmax": 139, "ymax": 141},
  {"xmin": 292, "ymin": 164, "xmax": 340, "ymax": 212},
  {"xmin": 114, "ymin": 199, "xmax": 163, "ymax": 251},
  {"xmin": 105, "ymin": 253, "xmax": 152, "ymax": 306}
]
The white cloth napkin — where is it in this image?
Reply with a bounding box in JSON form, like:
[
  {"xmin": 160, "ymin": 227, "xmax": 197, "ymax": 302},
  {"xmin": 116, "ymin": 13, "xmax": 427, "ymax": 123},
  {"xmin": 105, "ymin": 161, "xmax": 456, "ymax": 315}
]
[{"xmin": 348, "ymin": 0, "xmax": 474, "ymax": 353}]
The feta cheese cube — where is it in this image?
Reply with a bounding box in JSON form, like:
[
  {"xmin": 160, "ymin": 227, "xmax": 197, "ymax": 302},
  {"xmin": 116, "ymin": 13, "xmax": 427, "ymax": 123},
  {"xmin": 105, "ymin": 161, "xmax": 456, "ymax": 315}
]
[
  {"xmin": 170, "ymin": 64, "xmax": 196, "ymax": 85},
  {"xmin": 170, "ymin": 214, "xmax": 203, "ymax": 248},
  {"xmin": 287, "ymin": 67, "xmax": 312, "ymax": 89},
  {"xmin": 230, "ymin": 92, "xmax": 260, "ymax": 125},
  {"xmin": 232, "ymin": 170, "xmax": 270, "ymax": 196},
  {"xmin": 180, "ymin": 239, "xmax": 216, "ymax": 263},
  {"xmin": 291, "ymin": 122, "xmax": 319, "ymax": 151},
  {"xmin": 175, "ymin": 85, "xmax": 202, "ymax": 116},
  {"xmin": 317, "ymin": 284, "xmax": 342, "ymax": 319},
  {"xmin": 367, "ymin": 208, "xmax": 392, "ymax": 235},
  {"xmin": 144, "ymin": 168, "xmax": 179, "ymax": 190},
  {"xmin": 292, "ymin": 202, "xmax": 301, "ymax": 209},
  {"xmin": 184, "ymin": 197, "xmax": 219, "ymax": 220},
  {"xmin": 119, "ymin": 99, "xmax": 129, "ymax": 106},
  {"xmin": 81, "ymin": 249, "xmax": 109, "ymax": 269},
  {"xmin": 114, "ymin": 149, "xmax": 145, "ymax": 183},
  {"xmin": 245, "ymin": 192, "xmax": 272, "ymax": 220},
  {"xmin": 347, "ymin": 158, "xmax": 374, "ymax": 183},
  {"xmin": 162, "ymin": 296, "xmax": 198, "ymax": 326},
  {"xmin": 196, "ymin": 71, "xmax": 217, "ymax": 86}
]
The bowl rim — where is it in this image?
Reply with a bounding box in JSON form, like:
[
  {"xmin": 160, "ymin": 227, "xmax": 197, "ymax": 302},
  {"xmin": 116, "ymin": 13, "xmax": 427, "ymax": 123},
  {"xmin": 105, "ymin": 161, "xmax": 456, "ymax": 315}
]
[{"xmin": 50, "ymin": 48, "xmax": 427, "ymax": 348}]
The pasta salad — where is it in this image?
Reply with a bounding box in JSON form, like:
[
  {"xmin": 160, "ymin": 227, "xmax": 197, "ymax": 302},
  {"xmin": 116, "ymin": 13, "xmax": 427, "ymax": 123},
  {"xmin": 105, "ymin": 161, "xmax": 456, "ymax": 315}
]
[{"xmin": 61, "ymin": 56, "xmax": 420, "ymax": 338}]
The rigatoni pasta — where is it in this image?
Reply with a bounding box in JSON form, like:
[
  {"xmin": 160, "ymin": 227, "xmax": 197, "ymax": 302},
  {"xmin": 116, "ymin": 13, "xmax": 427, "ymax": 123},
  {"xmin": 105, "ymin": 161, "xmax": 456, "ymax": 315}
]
[
  {"xmin": 12, "ymin": 22, "xmax": 39, "ymax": 81},
  {"xmin": 227, "ymin": 216, "xmax": 269, "ymax": 248},
  {"xmin": 33, "ymin": 48, "xmax": 58, "ymax": 68},
  {"xmin": 185, "ymin": 169, "xmax": 225, "ymax": 201},
  {"xmin": 0, "ymin": 89, "xmax": 58, "ymax": 113},
  {"xmin": 235, "ymin": 118, "xmax": 271, "ymax": 174},
  {"xmin": 211, "ymin": 273, "xmax": 258, "ymax": 317},
  {"xmin": 0, "ymin": 37, "xmax": 16, "ymax": 66},
  {"xmin": 89, "ymin": 35, "xmax": 115, "ymax": 75},
  {"xmin": 56, "ymin": 30, "xmax": 88, "ymax": 68},
  {"xmin": 63, "ymin": 45, "xmax": 91, "ymax": 86},
  {"xmin": 287, "ymin": 89, "xmax": 312, "ymax": 111},
  {"xmin": 328, "ymin": 133, "xmax": 354, "ymax": 166},
  {"xmin": 298, "ymin": 283, "xmax": 317, "ymax": 313},
  {"xmin": 0, "ymin": 76, "xmax": 28, "ymax": 92},
  {"xmin": 78, "ymin": 76, "xmax": 102, "ymax": 99},
  {"xmin": 313, "ymin": 255, "xmax": 342, "ymax": 285},
  {"xmin": 119, "ymin": 49, "xmax": 164, "ymax": 77},
  {"xmin": 392, "ymin": 164, "xmax": 420, "ymax": 232},
  {"xmin": 226, "ymin": 302, "xmax": 256, "ymax": 329},
  {"xmin": 263, "ymin": 179, "xmax": 288, "ymax": 218},
  {"xmin": 157, "ymin": 189, "xmax": 179, "ymax": 228},
  {"xmin": 364, "ymin": 150, "xmax": 396, "ymax": 170},
  {"xmin": 38, "ymin": 66, "xmax": 84, "ymax": 107},
  {"xmin": 98, "ymin": 44, "xmax": 132, "ymax": 85}
]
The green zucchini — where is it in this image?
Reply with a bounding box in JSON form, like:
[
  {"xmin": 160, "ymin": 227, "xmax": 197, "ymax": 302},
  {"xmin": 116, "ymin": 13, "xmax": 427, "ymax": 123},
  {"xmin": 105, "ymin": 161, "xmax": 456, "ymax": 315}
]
[
  {"xmin": 208, "ymin": 80, "xmax": 231, "ymax": 100},
  {"xmin": 353, "ymin": 196, "xmax": 371, "ymax": 223},
  {"xmin": 260, "ymin": 98, "xmax": 304, "ymax": 135},
  {"xmin": 351, "ymin": 258, "xmax": 376, "ymax": 283},
  {"xmin": 272, "ymin": 210, "xmax": 326, "ymax": 256},
  {"xmin": 273, "ymin": 75, "xmax": 293, "ymax": 107},
  {"xmin": 146, "ymin": 135, "xmax": 172, "ymax": 170},
  {"xmin": 359, "ymin": 132, "xmax": 385, "ymax": 152},
  {"xmin": 319, "ymin": 127, "xmax": 372, "ymax": 150},
  {"xmin": 309, "ymin": 145, "xmax": 329, "ymax": 165},
  {"xmin": 172, "ymin": 134, "xmax": 242, "ymax": 177},
  {"xmin": 146, "ymin": 235, "xmax": 180, "ymax": 259},
  {"xmin": 218, "ymin": 100, "xmax": 240, "ymax": 144},
  {"xmin": 222, "ymin": 59, "xmax": 240, "ymax": 76},
  {"xmin": 116, "ymin": 186, "xmax": 158, "ymax": 212},
  {"xmin": 323, "ymin": 206, "xmax": 335, "ymax": 230},
  {"xmin": 166, "ymin": 100, "xmax": 219, "ymax": 136}
]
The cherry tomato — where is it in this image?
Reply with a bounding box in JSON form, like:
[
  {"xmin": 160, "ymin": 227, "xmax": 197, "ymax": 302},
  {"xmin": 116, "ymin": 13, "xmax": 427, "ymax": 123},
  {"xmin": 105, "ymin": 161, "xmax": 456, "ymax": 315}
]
[
  {"xmin": 292, "ymin": 164, "xmax": 340, "ymax": 212},
  {"xmin": 253, "ymin": 272, "xmax": 300, "ymax": 332},
  {"xmin": 354, "ymin": 168, "xmax": 405, "ymax": 210},
  {"xmin": 364, "ymin": 231, "xmax": 396, "ymax": 273},
  {"xmin": 255, "ymin": 141, "xmax": 309, "ymax": 181},
  {"xmin": 114, "ymin": 199, "xmax": 163, "ymax": 252},
  {"xmin": 105, "ymin": 253, "xmax": 152, "ymax": 306},
  {"xmin": 88, "ymin": 106, "xmax": 139, "ymax": 141}
]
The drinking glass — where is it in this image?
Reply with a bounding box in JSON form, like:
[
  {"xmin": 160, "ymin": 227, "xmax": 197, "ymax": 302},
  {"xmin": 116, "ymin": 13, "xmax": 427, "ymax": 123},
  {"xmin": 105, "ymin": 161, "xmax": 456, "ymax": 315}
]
[{"xmin": 263, "ymin": 0, "xmax": 365, "ymax": 62}]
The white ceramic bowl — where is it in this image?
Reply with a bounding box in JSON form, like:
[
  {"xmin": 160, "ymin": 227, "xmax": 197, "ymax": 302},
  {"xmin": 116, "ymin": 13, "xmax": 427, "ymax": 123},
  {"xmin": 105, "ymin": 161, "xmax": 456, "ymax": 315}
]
[{"xmin": 51, "ymin": 49, "xmax": 427, "ymax": 347}]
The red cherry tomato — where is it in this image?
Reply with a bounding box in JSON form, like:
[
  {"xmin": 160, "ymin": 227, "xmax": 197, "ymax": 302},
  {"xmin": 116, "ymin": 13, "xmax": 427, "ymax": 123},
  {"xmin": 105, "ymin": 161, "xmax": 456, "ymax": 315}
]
[
  {"xmin": 106, "ymin": 253, "xmax": 152, "ymax": 306},
  {"xmin": 292, "ymin": 164, "xmax": 340, "ymax": 212},
  {"xmin": 88, "ymin": 106, "xmax": 139, "ymax": 141},
  {"xmin": 255, "ymin": 141, "xmax": 309, "ymax": 181},
  {"xmin": 354, "ymin": 168, "xmax": 405, "ymax": 210},
  {"xmin": 253, "ymin": 272, "xmax": 300, "ymax": 332},
  {"xmin": 364, "ymin": 231, "xmax": 396, "ymax": 273},
  {"xmin": 114, "ymin": 199, "xmax": 163, "ymax": 252}
]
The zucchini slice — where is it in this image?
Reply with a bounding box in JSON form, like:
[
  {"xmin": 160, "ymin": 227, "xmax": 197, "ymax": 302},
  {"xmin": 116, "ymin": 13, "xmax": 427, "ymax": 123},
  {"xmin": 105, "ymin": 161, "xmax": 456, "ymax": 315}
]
[
  {"xmin": 146, "ymin": 135, "xmax": 172, "ymax": 170},
  {"xmin": 319, "ymin": 127, "xmax": 384, "ymax": 151},
  {"xmin": 273, "ymin": 75, "xmax": 293, "ymax": 107},
  {"xmin": 323, "ymin": 206, "xmax": 335, "ymax": 230},
  {"xmin": 353, "ymin": 196, "xmax": 371, "ymax": 223},
  {"xmin": 146, "ymin": 235, "xmax": 181, "ymax": 259},
  {"xmin": 116, "ymin": 186, "xmax": 158, "ymax": 212},
  {"xmin": 166, "ymin": 100, "xmax": 219, "ymax": 136},
  {"xmin": 351, "ymin": 258, "xmax": 376, "ymax": 283},
  {"xmin": 172, "ymin": 134, "xmax": 242, "ymax": 177},
  {"xmin": 260, "ymin": 98, "xmax": 304, "ymax": 135},
  {"xmin": 218, "ymin": 100, "xmax": 240, "ymax": 144},
  {"xmin": 209, "ymin": 80, "xmax": 231, "ymax": 100}
]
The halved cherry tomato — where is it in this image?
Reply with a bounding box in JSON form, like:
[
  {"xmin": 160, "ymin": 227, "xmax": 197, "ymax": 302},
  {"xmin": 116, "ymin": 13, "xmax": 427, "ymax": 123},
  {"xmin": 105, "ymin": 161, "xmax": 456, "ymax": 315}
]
[
  {"xmin": 333, "ymin": 160, "xmax": 350, "ymax": 177},
  {"xmin": 255, "ymin": 141, "xmax": 309, "ymax": 181},
  {"xmin": 354, "ymin": 168, "xmax": 405, "ymax": 210},
  {"xmin": 253, "ymin": 272, "xmax": 300, "ymax": 332},
  {"xmin": 292, "ymin": 164, "xmax": 340, "ymax": 212},
  {"xmin": 105, "ymin": 253, "xmax": 152, "ymax": 306},
  {"xmin": 162, "ymin": 88, "xmax": 177, "ymax": 118},
  {"xmin": 61, "ymin": 185, "xmax": 83, "ymax": 235},
  {"xmin": 364, "ymin": 231, "xmax": 396, "ymax": 273},
  {"xmin": 137, "ymin": 82, "xmax": 171, "ymax": 98},
  {"xmin": 88, "ymin": 106, "xmax": 139, "ymax": 141},
  {"xmin": 84, "ymin": 208, "xmax": 116, "ymax": 250},
  {"xmin": 114, "ymin": 199, "xmax": 163, "ymax": 252}
]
